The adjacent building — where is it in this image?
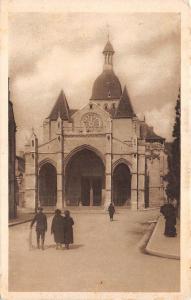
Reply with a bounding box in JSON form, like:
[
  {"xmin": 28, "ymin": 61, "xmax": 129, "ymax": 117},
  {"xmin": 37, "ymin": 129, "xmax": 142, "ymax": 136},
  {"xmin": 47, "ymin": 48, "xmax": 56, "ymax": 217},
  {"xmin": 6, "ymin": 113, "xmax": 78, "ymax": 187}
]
[
  {"xmin": 9, "ymin": 85, "xmax": 17, "ymax": 218},
  {"xmin": 15, "ymin": 154, "xmax": 25, "ymax": 208}
]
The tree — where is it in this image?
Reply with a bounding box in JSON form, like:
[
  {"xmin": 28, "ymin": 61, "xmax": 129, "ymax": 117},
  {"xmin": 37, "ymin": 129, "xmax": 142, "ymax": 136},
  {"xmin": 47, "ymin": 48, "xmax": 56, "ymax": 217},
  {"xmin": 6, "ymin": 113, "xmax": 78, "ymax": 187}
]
[{"xmin": 165, "ymin": 89, "xmax": 180, "ymax": 205}]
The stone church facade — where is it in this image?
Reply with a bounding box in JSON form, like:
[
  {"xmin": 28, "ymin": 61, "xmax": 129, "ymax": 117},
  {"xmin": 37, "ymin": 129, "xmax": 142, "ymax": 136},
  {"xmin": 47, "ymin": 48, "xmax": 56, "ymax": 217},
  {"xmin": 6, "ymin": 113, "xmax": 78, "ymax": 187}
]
[{"xmin": 24, "ymin": 39, "xmax": 168, "ymax": 211}]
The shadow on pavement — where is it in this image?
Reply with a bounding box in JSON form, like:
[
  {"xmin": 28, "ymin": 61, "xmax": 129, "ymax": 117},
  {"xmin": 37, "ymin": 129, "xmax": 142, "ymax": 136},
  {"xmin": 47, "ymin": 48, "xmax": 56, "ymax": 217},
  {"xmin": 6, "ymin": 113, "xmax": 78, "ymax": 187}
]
[
  {"xmin": 29, "ymin": 244, "xmax": 84, "ymax": 250},
  {"xmin": 68, "ymin": 244, "xmax": 84, "ymax": 250}
]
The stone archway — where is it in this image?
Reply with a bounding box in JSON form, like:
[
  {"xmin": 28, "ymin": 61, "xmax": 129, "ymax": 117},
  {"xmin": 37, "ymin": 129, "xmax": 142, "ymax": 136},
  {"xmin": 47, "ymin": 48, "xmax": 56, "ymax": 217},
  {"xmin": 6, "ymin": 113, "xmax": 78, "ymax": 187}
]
[
  {"xmin": 39, "ymin": 163, "xmax": 57, "ymax": 206},
  {"xmin": 112, "ymin": 163, "xmax": 131, "ymax": 206},
  {"xmin": 65, "ymin": 148, "xmax": 105, "ymax": 206}
]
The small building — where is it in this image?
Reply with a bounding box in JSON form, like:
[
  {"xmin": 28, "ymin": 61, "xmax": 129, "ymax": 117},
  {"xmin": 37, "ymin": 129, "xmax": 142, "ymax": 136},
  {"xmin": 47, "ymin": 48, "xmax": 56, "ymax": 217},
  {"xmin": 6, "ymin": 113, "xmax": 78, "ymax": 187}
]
[
  {"xmin": 9, "ymin": 85, "xmax": 17, "ymax": 218},
  {"xmin": 24, "ymin": 39, "xmax": 168, "ymax": 211}
]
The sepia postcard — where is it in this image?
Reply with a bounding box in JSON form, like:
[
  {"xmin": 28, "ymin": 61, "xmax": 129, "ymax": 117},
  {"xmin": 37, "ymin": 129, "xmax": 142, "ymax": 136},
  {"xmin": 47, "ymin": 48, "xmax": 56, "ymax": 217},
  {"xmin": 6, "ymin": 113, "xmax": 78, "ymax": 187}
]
[{"xmin": 0, "ymin": 0, "xmax": 191, "ymax": 299}]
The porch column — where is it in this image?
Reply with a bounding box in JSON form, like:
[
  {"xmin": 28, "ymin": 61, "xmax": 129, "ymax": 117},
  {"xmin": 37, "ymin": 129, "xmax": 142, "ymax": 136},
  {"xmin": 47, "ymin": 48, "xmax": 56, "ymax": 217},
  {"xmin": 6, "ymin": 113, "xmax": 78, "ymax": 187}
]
[
  {"xmin": 90, "ymin": 181, "xmax": 94, "ymax": 206},
  {"xmin": 56, "ymin": 116, "xmax": 64, "ymax": 209},
  {"xmin": 57, "ymin": 162, "xmax": 63, "ymax": 209},
  {"xmin": 137, "ymin": 147, "xmax": 146, "ymax": 210},
  {"xmin": 105, "ymin": 132, "xmax": 112, "ymax": 208},
  {"xmin": 131, "ymin": 172, "xmax": 138, "ymax": 210},
  {"xmin": 131, "ymin": 136, "xmax": 138, "ymax": 210}
]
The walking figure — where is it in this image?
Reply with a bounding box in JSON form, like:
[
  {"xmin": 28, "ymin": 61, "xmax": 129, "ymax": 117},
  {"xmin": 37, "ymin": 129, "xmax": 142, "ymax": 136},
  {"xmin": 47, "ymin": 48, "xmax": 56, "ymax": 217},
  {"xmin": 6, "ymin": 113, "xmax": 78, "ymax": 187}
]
[
  {"xmin": 63, "ymin": 210, "xmax": 74, "ymax": 249},
  {"xmin": 51, "ymin": 209, "xmax": 64, "ymax": 249},
  {"xmin": 108, "ymin": 202, "xmax": 115, "ymax": 221},
  {"xmin": 30, "ymin": 207, "xmax": 47, "ymax": 250},
  {"xmin": 160, "ymin": 198, "xmax": 177, "ymax": 237}
]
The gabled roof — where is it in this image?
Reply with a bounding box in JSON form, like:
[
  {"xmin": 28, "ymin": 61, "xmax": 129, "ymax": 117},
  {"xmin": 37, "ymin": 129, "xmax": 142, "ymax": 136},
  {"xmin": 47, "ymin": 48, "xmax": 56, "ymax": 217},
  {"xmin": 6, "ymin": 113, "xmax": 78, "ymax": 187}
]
[
  {"xmin": 103, "ymin": 40, "xmax": 114, "ymax": 53},
  {"xmin": 49, "ymin": 90, "xmax": 70, "ymax": 121},
  {"xmin": 115, "ymin": 86, "xmax": 136, "ymax": 118}
]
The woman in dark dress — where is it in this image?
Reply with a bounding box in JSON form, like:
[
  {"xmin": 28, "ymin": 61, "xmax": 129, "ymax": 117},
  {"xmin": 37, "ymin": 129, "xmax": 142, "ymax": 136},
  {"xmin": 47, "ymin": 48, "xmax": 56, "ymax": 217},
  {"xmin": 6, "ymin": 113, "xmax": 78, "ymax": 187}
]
[
  {"xmin": 160, "ymin": 199, "xmax": 177, "ymax": 237},
  {"xmin": 108, "ymin": 202, "xmax": 115, "ymax": 221},
  {"xmin": 51, "ymin": 209, "xmax": 64, "ymax": 249},
  {"xmin": 63, "ymin": 210, "xmax": 74, "ymax": 249}
]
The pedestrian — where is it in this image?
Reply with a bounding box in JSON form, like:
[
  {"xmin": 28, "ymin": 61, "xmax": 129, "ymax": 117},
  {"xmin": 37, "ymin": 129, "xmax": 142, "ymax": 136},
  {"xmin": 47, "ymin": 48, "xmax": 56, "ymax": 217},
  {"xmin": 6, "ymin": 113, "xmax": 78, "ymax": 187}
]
[
  {"xmin": 51, "ymin": 209, "xmax": 64, "ymax": 249},
  {"xmin": 30, "ymin": 207, "xmax": 47, "ymax": 250},
  {"xmin": 63, "ymin": 210, "xmax": 74, "ymax": 249},
  {"xmin": 160, "ymin": 198, "xmax": 177, "ymax": 237},
  {"xmin": 108, "ymin": 202, "xmax": 115, "ymax": 221}
]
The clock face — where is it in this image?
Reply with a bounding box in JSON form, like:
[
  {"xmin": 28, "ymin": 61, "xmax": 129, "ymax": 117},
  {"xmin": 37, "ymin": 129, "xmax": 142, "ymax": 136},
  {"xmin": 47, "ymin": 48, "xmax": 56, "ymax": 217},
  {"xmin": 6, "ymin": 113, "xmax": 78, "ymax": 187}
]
[{"xmin": 81, "ymin": 113, "xmax": 103, "ymax": 131}]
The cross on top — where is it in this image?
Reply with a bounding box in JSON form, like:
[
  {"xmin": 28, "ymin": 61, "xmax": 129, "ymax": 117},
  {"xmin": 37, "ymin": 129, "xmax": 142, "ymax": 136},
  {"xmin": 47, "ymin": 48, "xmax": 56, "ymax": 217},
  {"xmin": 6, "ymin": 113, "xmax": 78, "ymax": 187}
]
[{"xmin": 106, "ymin": 23, "xmax": 110, "ymax": 40}]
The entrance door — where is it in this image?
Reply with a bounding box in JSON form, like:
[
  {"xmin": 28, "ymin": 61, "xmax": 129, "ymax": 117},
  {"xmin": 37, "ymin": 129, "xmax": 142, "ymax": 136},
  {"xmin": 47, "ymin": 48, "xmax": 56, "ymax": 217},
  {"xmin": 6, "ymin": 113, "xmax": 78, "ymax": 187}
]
[
  {"xmin": 81, "ymin": 177, "xmax": 90, "ymax": 206},
  {"xmin": 93, "ymin": 177, "xmax": 102, "ymax": 206},
  {"xmin": 81, "ymin": 176, "xmax": 102, "ymax": 206},
  {"xmin": 65, "ymin": 148, "xmax": 105, "ymax": 206},
  {"xmin": 39, "ymin": 163, "xmax": 57, "ymax": 206},
  {"xmin": 113, "ymin": 163, "xmax": 131, "ymax": 206}
]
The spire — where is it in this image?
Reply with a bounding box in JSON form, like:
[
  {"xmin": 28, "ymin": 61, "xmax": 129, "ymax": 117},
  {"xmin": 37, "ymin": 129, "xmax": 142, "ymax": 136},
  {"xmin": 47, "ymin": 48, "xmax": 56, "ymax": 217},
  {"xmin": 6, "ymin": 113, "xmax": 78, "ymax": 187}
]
[
  {"xmin": 49, "ymin": 90, "xmax": 70, "ymax": 121},
  {"xmin": 115, "ymin": 86, "xmax": 136, "ymax": 118},
  {"xmin": 103, "ymin": 34, "xmax": 115, "ymax": 71}
]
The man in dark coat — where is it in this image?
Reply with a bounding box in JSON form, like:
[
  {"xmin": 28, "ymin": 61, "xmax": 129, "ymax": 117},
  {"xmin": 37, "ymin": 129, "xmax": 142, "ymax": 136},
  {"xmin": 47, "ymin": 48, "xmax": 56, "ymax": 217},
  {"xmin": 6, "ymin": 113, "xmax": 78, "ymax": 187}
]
[
  {"xmin": 51, "ymin": 209, "xmax": 64, "ymax": 249},
  {"xmin": 160, "ymin": 199, "xmax": 177, "ymax": 237},
  {"xmin": 108, "ymin": 202, "xmax": 115, "ymax": 221},
  {"xmin": 30, "ymin": 207, "xmax": 47, "ymax": 250},
  {"xmin": 63, "ymin": 210, "xmax": 74, "ymax": 249}
]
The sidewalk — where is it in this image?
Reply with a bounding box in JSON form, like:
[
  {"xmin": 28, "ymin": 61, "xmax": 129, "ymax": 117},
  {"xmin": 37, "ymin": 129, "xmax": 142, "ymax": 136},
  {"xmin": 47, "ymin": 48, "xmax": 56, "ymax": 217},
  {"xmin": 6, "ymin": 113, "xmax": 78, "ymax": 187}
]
[{"xmin": 145, "ymin": 215, "xmax": 180, "ymax": 260}]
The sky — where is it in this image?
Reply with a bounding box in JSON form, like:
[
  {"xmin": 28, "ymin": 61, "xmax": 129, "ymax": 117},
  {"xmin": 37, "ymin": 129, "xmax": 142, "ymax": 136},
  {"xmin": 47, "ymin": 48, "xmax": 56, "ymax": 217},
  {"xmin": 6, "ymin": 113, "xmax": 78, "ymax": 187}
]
[{"xmin": 9, "ymin": 13, "xmax": 180, "ymax": 153}]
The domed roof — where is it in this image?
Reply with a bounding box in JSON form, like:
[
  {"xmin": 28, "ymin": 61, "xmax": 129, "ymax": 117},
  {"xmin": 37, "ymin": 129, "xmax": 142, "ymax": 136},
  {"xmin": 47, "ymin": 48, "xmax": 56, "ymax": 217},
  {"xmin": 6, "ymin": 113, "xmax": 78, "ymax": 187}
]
[{"xmin": 90, "ymin": 69, "xmax": 122, "ymax": 100}]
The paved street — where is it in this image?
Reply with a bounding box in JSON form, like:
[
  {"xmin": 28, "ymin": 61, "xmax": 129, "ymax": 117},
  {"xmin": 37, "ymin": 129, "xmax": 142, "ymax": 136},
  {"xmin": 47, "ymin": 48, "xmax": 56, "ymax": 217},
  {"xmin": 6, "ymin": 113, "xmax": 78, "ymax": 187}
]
[{"xmin": 9, "ymin": 209, "xmax": 180, "ymax": 292}]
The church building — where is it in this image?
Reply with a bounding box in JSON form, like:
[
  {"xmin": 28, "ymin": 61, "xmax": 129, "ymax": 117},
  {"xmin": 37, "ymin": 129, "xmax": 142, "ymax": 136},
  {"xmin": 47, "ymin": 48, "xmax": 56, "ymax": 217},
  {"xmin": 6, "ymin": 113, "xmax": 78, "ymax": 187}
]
[{"xmin": 24, "ymin": 39, "xmax": 168, "ymax": 211}]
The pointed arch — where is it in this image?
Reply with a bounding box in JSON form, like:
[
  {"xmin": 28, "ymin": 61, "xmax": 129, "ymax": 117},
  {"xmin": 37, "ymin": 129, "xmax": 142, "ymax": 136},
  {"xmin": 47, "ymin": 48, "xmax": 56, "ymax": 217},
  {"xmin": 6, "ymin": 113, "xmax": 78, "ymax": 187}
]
[
  {"xmin": 65, "ymin": 146, "xmax": 105, "ymax": 206},
  {"xmin": 39, "ymin": 162, "xmax": 57, "ymax": 206},
  {"xmin": 112, "ymin": 161, "xmax": 131, "ymax": 206},
  {"xmin": 112, "ymin": 158, "xmax": 132, "ymax": 174},
  {"xmin": 64, "ymin": 144, "xmax": 105, "ymax": 170},
  {"xmin": 39, "ymin": 158, "xmax": 57, "ymax": 171}
]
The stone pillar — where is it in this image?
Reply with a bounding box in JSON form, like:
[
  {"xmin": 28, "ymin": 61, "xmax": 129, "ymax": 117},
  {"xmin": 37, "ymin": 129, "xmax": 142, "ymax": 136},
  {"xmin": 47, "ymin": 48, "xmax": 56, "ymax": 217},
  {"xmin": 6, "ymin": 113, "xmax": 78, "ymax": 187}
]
[
  {"xmin": 131, "ymin": 134, "xmax": 138, "ymax": 210},
  {"xmin": 137, "ymin": 144, "xmax": 146, "ymax": 210},
  {"xmin": 56, "ymin": 116, "xmax": 64, "ymax": 209},
  {"xmin": 90, "ymin": 184, "xmax": 93, "ymax": 206},
  {"xmin": 24, "ymin": 131, "xmax": 38, "ymax": 211},
  {"xmin": 105, "ymin": 120, "xmax": 112, "ymax": 209},
  {"xmin": 131, "ymin": 172, "xmax": 138, "ymax": 210},
  {"xmin": 57, "ymin": 160, "xmax": 63, "ymax": 209}
]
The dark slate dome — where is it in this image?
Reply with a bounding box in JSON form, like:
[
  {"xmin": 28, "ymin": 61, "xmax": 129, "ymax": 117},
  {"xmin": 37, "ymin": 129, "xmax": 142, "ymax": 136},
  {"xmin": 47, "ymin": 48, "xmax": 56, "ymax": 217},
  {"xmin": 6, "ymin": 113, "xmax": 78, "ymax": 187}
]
[{"xmin": 90, "ymin": 69, "xmax": 122, "ymax": 100}]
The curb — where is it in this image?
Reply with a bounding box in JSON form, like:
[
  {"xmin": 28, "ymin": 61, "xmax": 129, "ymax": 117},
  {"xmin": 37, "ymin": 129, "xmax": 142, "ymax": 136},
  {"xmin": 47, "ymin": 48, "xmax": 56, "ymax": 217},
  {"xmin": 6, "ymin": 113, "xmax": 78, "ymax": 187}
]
[
  {"xmin": 9, "ymin": 218, "xmax": 34, "ymax": 227},
  {"xmin": 145, "ymin": 216, "xmax": 180, "ymax": 260},
  {"xmin": 137, "ymin": 222, "xmax": 156, "ymax": 252}
]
